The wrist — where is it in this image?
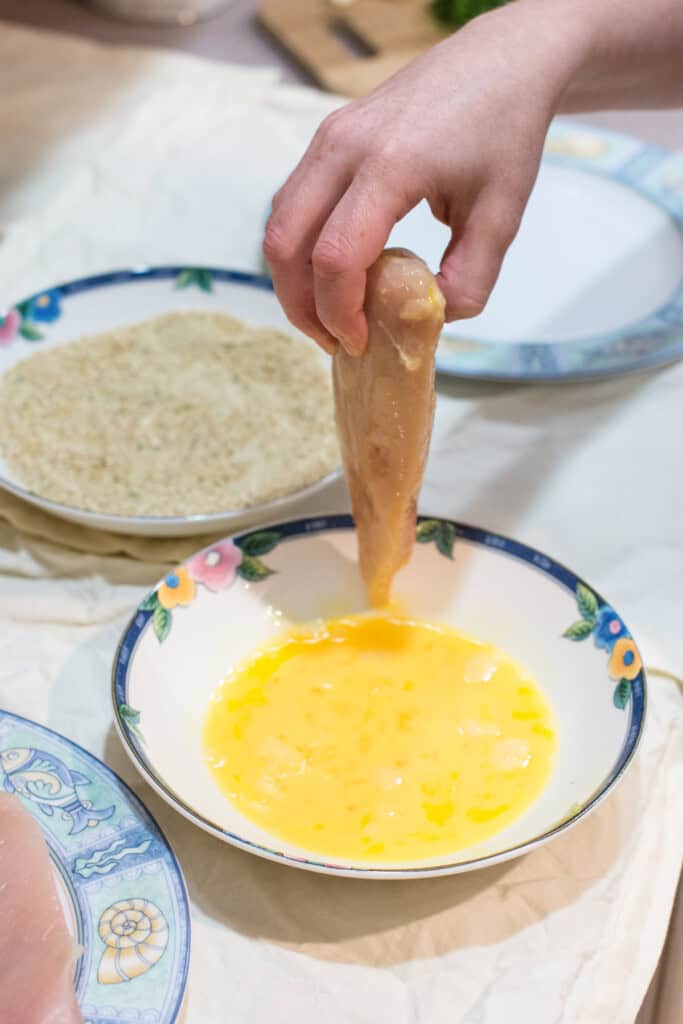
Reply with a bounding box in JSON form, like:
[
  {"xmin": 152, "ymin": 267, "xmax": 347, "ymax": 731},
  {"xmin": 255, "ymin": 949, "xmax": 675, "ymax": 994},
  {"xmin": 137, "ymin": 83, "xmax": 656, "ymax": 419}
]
[{"xmin": 461, "ymin": 0, "xmax": 600, "ymax": 115}]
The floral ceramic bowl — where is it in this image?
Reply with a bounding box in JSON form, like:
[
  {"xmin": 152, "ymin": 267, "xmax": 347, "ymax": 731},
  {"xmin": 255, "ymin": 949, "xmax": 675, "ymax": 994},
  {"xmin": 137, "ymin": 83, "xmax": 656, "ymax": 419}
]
[{"xmin": 112, "ymin": 515, "xmax": 646, "ymax": 879}]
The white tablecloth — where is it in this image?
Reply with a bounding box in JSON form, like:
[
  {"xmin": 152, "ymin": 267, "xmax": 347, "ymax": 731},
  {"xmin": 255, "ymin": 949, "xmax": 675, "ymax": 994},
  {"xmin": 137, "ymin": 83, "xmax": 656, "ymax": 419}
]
[{"xmin": 0, "ymin": 24, "xmax": 681, "ymax": 1024}]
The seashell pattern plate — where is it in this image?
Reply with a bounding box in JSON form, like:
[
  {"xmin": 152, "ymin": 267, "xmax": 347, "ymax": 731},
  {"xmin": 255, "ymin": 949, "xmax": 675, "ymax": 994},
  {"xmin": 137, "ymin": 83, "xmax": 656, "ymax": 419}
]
[{"xmin": 0, "ymin": 710, "xmax": 190, "ymax": 1023}]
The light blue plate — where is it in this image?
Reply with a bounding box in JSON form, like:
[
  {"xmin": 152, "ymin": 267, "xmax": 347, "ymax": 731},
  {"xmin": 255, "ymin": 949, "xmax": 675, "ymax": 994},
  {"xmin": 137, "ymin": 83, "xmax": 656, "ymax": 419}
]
[
  {"xmin": 0, "ymin": 710, "xmax": 190, "ymax": 1023},
  {"xmin": 427, "ymin": 124, "xmax": 683, "ymax": 380}
]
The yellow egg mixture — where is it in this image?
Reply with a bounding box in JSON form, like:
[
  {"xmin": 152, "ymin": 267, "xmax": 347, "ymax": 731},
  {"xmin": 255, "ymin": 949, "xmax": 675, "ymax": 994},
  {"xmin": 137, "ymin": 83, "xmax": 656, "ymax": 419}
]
[{"xmin": 203, "ymin": 614, "xmax": 556, "ymax": 861}]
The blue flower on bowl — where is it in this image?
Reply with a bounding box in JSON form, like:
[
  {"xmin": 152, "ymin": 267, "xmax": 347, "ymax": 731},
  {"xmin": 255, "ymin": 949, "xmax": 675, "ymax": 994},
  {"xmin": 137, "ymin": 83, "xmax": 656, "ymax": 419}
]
[
  {"xmin": 27, "ymin": 289, "xmax": 61, "ymax": 323},
  {"xmin": 593, "ymin": 605, "xmax": 627, "ymax": 651}
]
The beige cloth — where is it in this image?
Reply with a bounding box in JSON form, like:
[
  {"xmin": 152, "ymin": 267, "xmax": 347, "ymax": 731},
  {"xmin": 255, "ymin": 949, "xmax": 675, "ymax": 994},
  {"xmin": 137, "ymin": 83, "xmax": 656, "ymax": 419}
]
[
  {"xmin": 0, "ymin": 489, "xmax": 220, "ymax": 562},
  {"xmin": 0, "ymin": 23, "xmax": 682, "ymax": 1024}
]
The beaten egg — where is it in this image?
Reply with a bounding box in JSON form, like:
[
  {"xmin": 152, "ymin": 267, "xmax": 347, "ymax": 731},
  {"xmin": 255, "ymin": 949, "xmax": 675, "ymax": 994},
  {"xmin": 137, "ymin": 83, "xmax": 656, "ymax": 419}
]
[{"xmin": 203, "ymin": 613, "xmax": 556, "ymax": 862}]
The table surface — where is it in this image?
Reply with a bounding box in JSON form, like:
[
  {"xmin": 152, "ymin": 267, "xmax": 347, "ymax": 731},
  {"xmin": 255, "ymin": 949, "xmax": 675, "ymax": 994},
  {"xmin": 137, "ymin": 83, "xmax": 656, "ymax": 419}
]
[{"xmin": 0, "ymin": 7, "xmax": 681, "ymax": 1024}]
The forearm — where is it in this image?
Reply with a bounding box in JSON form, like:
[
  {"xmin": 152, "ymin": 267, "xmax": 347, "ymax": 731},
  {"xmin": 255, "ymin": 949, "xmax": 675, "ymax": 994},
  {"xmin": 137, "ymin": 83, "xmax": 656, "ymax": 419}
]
[
  {"xmin": 266, "ymin": 0, "xmax": 683, "ymax": 349},
  {"xmin": 517, "ymin": 0, "xmax": 683, "ymax": 111}
]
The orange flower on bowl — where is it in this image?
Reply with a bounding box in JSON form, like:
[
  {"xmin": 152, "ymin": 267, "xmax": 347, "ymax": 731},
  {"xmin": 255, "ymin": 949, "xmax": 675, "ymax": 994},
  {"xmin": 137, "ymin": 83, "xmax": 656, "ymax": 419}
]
[
  {"xmin": 157, "ymin": 567, "xmax": 195, "ymax": 609},
  {"xmin": 608, "ymin": 637, "xmax": 641, "ymax": 681}
]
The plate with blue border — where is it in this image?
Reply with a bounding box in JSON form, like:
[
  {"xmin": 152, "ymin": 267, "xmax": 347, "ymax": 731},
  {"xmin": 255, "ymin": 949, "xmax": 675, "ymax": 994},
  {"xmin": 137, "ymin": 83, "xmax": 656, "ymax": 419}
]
[
  {"xmin": 0, "ymin": 710, "xmax": 190, "ymax": 1023},
  {"xmin": 0, "ymin": 267, "xmax": 340, "ymax": 537},
  {"xmin": 393, "ymin": 122, "xmax": 683, "ymax": 380}
]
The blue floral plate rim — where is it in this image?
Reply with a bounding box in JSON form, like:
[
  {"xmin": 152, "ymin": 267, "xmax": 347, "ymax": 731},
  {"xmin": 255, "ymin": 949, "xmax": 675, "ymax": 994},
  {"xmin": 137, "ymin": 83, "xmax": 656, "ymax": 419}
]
[
  {"xmin": 0, "ymin": 265, "xmax": 341, "ymax": 533},
  {"xmin": 0, "ymin": 709, "xmax": 191, "ymax": 1023},
  {"xmin": 111, "ymin": 513, "xmax": 647, "ymax": 879}
]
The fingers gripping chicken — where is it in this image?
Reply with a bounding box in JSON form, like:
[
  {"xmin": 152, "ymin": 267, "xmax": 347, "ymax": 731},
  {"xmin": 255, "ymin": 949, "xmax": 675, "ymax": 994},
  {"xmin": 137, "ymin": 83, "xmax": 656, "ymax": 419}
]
[{"xmin": 333, "ymin": 248, "xmax": 445, "ymax": 606}]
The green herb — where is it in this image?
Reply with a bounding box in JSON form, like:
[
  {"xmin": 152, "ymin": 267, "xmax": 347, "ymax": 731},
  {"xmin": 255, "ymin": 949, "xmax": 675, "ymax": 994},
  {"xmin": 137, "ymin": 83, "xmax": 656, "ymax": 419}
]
[{"xmin": 432, "ymin": 0, "xmax": 509, "ymax": 28}]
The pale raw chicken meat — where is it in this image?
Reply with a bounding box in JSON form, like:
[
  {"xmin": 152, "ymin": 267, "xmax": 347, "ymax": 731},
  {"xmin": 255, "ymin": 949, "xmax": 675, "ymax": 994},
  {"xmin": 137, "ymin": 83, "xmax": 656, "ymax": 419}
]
[
  {"xmin": 333, "ymin": 248, "xmax": 445, "ymax": 606},
  {"xmin": 0, "ymin": 793, "xmax": 83, "ymax": 1023}
]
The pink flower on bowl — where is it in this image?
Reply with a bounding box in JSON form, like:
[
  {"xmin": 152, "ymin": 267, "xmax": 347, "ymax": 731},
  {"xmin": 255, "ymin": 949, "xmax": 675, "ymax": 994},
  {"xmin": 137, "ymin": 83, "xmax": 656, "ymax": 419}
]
[
  {"xmin": 0, "ymin": 308, "xmax": 20, "ymax": 345},
  {"xmin": 187, "ymin": 540, "xmax": 241, "ymax": 592}
]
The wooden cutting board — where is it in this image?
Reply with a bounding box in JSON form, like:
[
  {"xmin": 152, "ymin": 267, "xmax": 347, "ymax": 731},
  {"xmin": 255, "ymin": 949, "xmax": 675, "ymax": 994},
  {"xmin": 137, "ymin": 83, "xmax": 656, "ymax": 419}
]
[{"xmin": 259, "ymin": 0, "xmax": 449, "ymax": 97}]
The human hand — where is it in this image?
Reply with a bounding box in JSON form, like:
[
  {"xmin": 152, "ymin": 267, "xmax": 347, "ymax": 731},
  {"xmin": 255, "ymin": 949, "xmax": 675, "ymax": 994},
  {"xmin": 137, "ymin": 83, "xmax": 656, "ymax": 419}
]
[{"xmin": 263, "ymin": 1, "xmax": 587, "ymax": 354}]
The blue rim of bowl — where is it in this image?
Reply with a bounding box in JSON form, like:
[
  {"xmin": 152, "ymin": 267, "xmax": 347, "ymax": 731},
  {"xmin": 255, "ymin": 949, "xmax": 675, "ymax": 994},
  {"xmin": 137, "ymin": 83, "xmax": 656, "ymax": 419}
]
[
  {"xmin": 0, "ymin": 708, "xmax": 191, "ymax": 1019},
  {"xmin": 111, "ymin": 513, "xmax": 647, "ymax": 878},
  {"xmin": 0, "ymin": 265, "xmax": 340, "ymax": 528}
]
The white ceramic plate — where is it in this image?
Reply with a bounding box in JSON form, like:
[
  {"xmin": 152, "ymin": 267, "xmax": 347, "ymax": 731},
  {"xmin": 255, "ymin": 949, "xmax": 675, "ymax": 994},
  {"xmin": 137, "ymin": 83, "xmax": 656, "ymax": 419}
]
[
  {"xmin": 112, "ymin": 515, "xmax": 645, "ymax": 879},
  {"xmin": 0, "ymin": 710, "xmax": 190, "ymax": 1020},
  {"xmin": 0, "ymin": 267, "xmax": 339, "ymax": 536},
  {"xmin": 390, "ymin": 122, "xmax": 683, "ymax": 379}
]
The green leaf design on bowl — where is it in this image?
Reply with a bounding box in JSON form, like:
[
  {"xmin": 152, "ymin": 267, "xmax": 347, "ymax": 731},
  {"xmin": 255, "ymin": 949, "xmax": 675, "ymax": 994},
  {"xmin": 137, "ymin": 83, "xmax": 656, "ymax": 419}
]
[
  {"xmin": 237, "ymin": 555, "xmax": 274, "ymax": 582},
  {"xmin": 153, "ymin": 604, "xmax": 171, "ymax": 642},
  {"xmin": 613, "ymin": 679, "xmax": 632, "ymax": 709},
  {"xmin": 563, "ymin": 620, "xmax": 595, "ymax": 641},
  {"xmin": 416, "ymin": 520, "xmax": 440, "ymax": 543},
  {"xmin": 119, "ymin": 703, "xmax": 140, "ymax": 726},
  {"xmin": 19, "ymin": 322, "xmax": 43, "ymax": 341},
  {"xmin": 139, "ymin": 591, "xmax": 160, "ymax": 612},
  {"xmin": 576, "ymin": 583, "xmax": 598, "ymax": 622},
  {"xmin": 435, "ymin": 522, "xmax": 456, "ymax": 559},
  {"xmin": 119, "ymin": 702, "xmax": 144, "ymax": 743},
  {"xmin": 563, "ymin": 584, "xmax": 599, "ymax": 641},
  {"xmin": 562, "ymin": 583, "xmax": 631, "ymax": 711},
  {"xmin": 237, "ymin": 531, "xmax": 281, "ymax": 557},
  {"xmin": 416, "ymin": 519, "xmax": 456, "ymax": 559},
  {"xmin": 175, "ymin": 267, "xmax": 213, "ymax": 293}
]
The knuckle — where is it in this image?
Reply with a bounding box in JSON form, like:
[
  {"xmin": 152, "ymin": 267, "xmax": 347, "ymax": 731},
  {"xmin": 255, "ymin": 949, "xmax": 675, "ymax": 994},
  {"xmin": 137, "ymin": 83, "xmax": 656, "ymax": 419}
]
[
  {"xmin": 312, "ymin": 234, "xmax": 355, "ymax": 278},
  {"xmin": 315, "ymin": 109, "xmax": 348, "ymax": 148},
  {"xmin": 262, "ymin": 218, "xmax": 294, "ymax": 265},
  {"xmin": 361, "ymin": 146, "xmax": 400, "ymax": 183}
]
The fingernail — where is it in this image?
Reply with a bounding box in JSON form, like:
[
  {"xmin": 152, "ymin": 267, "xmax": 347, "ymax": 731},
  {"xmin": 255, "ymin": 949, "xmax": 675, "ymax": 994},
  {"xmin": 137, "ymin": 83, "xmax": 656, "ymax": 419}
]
[{"xmin": 334, "ymin": 331, "xmax": 362, "ymax": 357}]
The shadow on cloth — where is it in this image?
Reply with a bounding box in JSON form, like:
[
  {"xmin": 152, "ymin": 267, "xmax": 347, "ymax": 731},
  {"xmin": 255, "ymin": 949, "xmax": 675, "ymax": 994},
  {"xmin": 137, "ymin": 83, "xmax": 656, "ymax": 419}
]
[{"xmin": 104, "ymin": 723, "xmax": 637, "ymax": 968}]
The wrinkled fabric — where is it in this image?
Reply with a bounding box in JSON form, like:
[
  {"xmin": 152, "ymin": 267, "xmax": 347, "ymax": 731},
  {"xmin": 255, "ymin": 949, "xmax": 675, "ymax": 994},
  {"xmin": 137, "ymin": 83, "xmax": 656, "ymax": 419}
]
[{"xmin": 0, "ymin": 24, "xmax": 681, "ymax": 1024}]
